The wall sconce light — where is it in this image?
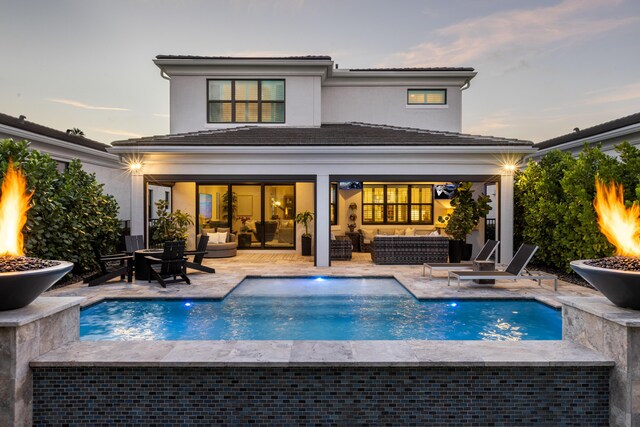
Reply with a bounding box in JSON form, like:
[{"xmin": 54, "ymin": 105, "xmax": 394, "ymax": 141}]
[
  {"xmin": 125, "ymin": 157, "xmax": 143, "ymax": 175},
  {"xmin": 502, "ymin": 163, "xmax": 517, "ymax": 175}
]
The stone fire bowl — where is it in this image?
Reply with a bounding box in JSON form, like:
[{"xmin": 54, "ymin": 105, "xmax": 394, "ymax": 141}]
[
  {"xmin": 0, "ymin": 261, "xmax": 73, "ymax": 311},
  {"xmin": 571, "ymin": 259, "xmax": 640, "ymax": 310}
]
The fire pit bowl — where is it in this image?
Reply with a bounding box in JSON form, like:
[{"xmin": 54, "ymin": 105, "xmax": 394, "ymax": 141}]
[
  {"xmin": 0, "ymin": 260, "xmax": 73, "ymax": 311},
  {"xmin": 571, "ymin": 259, "xmax": 640, "ymax": 310}
]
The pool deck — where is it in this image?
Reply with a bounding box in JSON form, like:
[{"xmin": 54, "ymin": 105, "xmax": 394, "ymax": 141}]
[{"xmin": 34, "ymin": 252, "xmax": 611, "ymax": 369}]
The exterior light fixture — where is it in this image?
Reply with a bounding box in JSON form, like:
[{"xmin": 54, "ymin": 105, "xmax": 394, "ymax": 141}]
[
  {"xmin": 125, "ymin": 157, "xmax": 144, "ymax": 175},
  {"xmin": 502, "ymin": 163, "xmax": 517, "ymax": 175}
]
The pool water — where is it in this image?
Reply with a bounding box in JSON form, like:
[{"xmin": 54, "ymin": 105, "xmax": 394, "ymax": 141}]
[{"xmin": 80, "ymin": 277, "xmax": 561, "ymax": 341}]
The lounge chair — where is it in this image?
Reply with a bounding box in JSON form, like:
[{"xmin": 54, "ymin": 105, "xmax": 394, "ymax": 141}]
[
  {"xmin": 184, "ymin": 235, "xmax": 216, "ymax": 274},
  {"xmin": 84, "ymin": 242, "xmax": 133, "ymax": 287},
  {"xmin": 423, "ymin": 240, "xmax": 499, "ymax": 279},
  {"xmin": 145, "ymin": 241, "xmax": 190, "ymax": 288},
  {"xmin": 448, "ymin": 244, "xmax": 557, "ymax": 291}
]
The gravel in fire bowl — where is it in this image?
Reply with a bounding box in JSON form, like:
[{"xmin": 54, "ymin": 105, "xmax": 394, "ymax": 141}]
[
  {"xmin": 585, "ymin": 256, "xmax": 640, "ymax": 271},
  {"xmin": 0, "ymin": 256, "xmax": 60, "ymax": 273}
]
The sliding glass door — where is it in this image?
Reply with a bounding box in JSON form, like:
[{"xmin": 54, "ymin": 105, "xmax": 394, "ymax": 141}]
[{"xmin": 197, "ymin": 183, "xmax": 295, "ymax": 249}]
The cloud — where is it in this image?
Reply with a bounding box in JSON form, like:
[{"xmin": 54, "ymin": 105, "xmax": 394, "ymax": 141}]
[
  {"xmin": 92, "ymin": 128, "xmax": 143, "ymax": 139},
  {"xmin": 47, "ymin": 98, "xmax": 130, "ymax": 111},
  {"xmin": 585, "ymin": 82, "xmax": 640, "ymax": 105},
  {"xmin": 465, "ymin": 110, "xmax": 513, "ymax": 136},
  {"xmin": 383, "ymin": 0, "xmax": 638, "ymax": 67}
]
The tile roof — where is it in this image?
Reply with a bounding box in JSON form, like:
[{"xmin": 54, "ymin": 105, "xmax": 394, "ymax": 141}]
[
  {"xmin": 111, "ymin": 122, "xmax": 531, "ymax": 147},
  {"xmin": 536, "ymin": 111, "xmax": 640, "ymax": 149},
  {"xmin": 155, "ymin": 55, "xmax": 332, "ymax": 61},
  {"xmin": 348, "ymin": 67, "xmax": 475, "ymax": 72},
  {"xmin": 0, "ymin": 112, "xmax": 109, "ymax": 152}
]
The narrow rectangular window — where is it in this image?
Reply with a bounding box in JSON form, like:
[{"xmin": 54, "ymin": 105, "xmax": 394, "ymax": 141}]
[
  {"xmin": 208, "ymin": 79, "xmax": 285, "ymax": 123},
  {"xmin": 330, "ymin": 183, "xmax": 338, "ymax": 226},
  {"xmin": 407, "ymin": 89, "xmax": 446, "ymax": 105}
]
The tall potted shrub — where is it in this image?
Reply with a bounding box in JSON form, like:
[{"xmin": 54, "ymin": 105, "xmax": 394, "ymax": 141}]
[
  {"xmin": 442, "ymin": 182, "xmax": 491, "ymax": 262},
  {"xmin": 295, "ymin": 211, "xmax": 314, "ymax": 256},
  {"xmin": 152, "ymin": 200, "xmax": 194, "ymax": 246}
]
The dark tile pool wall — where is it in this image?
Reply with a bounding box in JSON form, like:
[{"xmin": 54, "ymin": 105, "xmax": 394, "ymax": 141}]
[{"xmin": 32, "ymin": 366, "xmax": 609, "ymax": 426}]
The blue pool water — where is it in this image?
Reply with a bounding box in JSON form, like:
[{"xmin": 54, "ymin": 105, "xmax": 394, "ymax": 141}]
[{"xmin": 80, "ymin": 277, "xmax": 561, "ymax": 341}]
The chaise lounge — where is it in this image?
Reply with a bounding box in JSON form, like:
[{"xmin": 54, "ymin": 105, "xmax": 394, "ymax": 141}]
[
  {"xmin": 423, "ymin": 240, "xmax": 499, "ymax": 279},
  {"xmin": 448, "ymin": 244, "xmax": 558, "ymax": 291}
]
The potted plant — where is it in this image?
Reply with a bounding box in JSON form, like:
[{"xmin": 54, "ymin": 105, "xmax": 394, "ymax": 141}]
[
  {"xmin": 237, "ymin": 216, "xmax": 252, "ymax": 248},
  {"xmin": 152, "ymin": 200, "xmax": 194, "ymax": 246},
  {"xmin": 295, "ymin": 211, "xmax": 314, "ymax": 256},
  {"xmin": 442, "ymin": 182, "xmax": 491, "ymax": 262}
]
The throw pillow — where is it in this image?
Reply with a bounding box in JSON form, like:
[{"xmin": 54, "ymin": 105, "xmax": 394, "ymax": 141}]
[
  {"xmin": 361, "ymin": 229, "xmax": 375, "ymax": 240},
  {"xmin": 429, "ymin": 230, "xmax": 440, "ymax": 237},
  {"xmin": 405, "ymin": 227, "xmax": 416, "ymax": 236},
  {"xmin": 218, "ymin": 232, "xmax": 228, "ymax": 243},
  {"xmin": 394, "ymin": 229, "xmax": 405, "ymax": 235}
]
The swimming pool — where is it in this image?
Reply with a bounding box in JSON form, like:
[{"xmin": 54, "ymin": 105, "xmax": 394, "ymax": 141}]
[{"xmin": 80, "ymin": 277, "xmax": 561, "ymax": 341}]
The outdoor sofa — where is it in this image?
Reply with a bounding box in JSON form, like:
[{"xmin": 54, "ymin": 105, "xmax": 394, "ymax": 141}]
[{"xmin": 371, "ymin": 235, "xmax": 449, "ymax": 265}]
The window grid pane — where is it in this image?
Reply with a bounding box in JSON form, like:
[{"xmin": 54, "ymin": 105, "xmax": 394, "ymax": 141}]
[
  {"xmin": 261, "ymin": 102, "xmax": 285, "ymax": 123},
  {"xmin": 209, "ymin": 102, "xmax": 232, "ymax": 122},
  {"xmin": 235, "ymin": 81, "xmax": 258, "ymax": 101},
  {"xmin": 208, "ymin": 81, "xmax": 232, "ymax": 101},
  {"xmin": 235, "ymin": 103, "xmax": 258, "ymax": 123},
  {"xmin": 262, "ymin": 80, "xmax": 285, "ymax": 101}
]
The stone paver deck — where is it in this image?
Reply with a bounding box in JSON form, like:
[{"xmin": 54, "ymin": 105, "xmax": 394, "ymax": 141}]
[{"xmin": 47, "ymin": 252, "xmax": 599, "ymax": 308}]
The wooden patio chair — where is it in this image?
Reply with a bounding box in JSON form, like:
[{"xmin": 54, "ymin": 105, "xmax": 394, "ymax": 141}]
[
  {"xmin": 124, "ymin": 235, "xmax": 144, "ymax": 254},
  {"xmin": 145, "ymin": 241, "xmax": 190, "ymax": 288},
  {"xmin": 84, "ymin": 242, "xmax": 133, "ymax": 287},
  {"xmin": 184, "ymin": 235, "xmax": 216, "ymax": 274}
]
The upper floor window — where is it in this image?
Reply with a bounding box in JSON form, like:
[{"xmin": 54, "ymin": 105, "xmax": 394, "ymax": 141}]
[
  {"xmin": 407, "ymin": 89, "xmax": 446, "ymax": 105},
  {"xmin": 207, "ymin": 79, "xmax": 285, "ymax": 123}
]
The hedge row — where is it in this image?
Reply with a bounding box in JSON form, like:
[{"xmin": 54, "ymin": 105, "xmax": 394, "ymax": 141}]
[{"xmin": 515, "ymin": 141, "xmax": 640, "ymax": 272}]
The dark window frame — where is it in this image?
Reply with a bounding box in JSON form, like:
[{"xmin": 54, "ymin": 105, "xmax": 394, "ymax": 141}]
[
  {"xmin": 362, "ymin": 184, "xmax": 434, "ymax": 225},
  {"xmin": 207, "ymin": 79, "xmax": 285, "ymax": 124},
  {"xmin": 329, "ymin": 183, "xmax": 338, "ymax": 226},
  {"xmin": 407, "ymin": 89, "xmax": 447, "ymax": 105}
]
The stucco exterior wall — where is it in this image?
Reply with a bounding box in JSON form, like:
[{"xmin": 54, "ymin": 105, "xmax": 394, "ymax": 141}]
[
  {"xmin": 322, "ymin": 85, "xmax": 462, "ymax": 132},
  {"xmin": 0, "ymin": 130, "xmax": 131, "ymax": 221},
  {"xmin": 170, "ymin": 75, "xmax": 321, "ymax": 133}
]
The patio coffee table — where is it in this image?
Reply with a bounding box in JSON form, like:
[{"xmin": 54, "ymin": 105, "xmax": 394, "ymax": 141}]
[{"xmin": 134, "ymin": 249, "xmax": 163, "ymax": 281}]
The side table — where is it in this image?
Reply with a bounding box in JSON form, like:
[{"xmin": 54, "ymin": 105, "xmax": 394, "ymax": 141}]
[
  {"xmin": 473, "ymin": 260, "xmax": 495, "ymax": 285},
  {"xmin": 345, "ymin": 231, "xmax": 361, "ymax": 252}
]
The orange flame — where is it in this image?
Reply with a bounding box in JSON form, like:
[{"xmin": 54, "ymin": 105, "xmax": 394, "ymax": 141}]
[
  {"xmin": 0, "ymin": 161, "xmax": 32, "ymax": 257},
  {"xmin": 594, "ymin": 180, "xmax": 640, "ymax": 257}
]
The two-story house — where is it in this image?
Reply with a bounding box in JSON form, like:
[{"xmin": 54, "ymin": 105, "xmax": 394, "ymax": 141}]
[{"xmin": 109, "ymin": 55, "xmax": 534, "ymax": 266}]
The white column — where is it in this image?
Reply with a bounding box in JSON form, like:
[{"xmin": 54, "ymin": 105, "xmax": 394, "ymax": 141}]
[
  {"xmin": 499, "ymin": 173, "xmax": 514, "ymax": 264},
  {"xmin": 315, "ymin": 174, "xmax": 330, "ymax": 267},
  {"xmin": 130, "ymin": 174, "xmax": 145, "ymax": 236}
]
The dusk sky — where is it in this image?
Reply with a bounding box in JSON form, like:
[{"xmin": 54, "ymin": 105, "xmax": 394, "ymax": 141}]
[{"xmin": 2, "ymin": 0, "xmax": 638, "ymax": 144}]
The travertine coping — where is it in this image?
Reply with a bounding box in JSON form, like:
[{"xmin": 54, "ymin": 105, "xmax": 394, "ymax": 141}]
[
  {"xmin": 31, "ymin": 340, "xmax": 613, "ymax": 368},
  {"xmin": 0, "ymin": 297, "xmax": 85, "ymax": 326},
  {"xmin": 559, "ymin": 296, "xmax": 640, "ymax": 326}
]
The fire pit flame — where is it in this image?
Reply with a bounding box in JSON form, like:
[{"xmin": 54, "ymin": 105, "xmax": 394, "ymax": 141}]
[
  {"xmin": 594, "ymin": 179, "xmax": 640, "ymax": 257},
  {"xmin": 571, "ymin": 179, "xmax": 640, "ymax": 310},
  {"xmin": 0, "ymin": 160, "xmax": 32, "ymax": 257}
]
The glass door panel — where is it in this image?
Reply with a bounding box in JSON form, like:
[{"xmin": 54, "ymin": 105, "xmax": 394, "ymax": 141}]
[
  {"xmin": 265, "ymin": 184, "xmax": 295, "ymax": 248},
  {"xmin": 232, "ymin": 185, "xmax": 262, "ymax": 248}
]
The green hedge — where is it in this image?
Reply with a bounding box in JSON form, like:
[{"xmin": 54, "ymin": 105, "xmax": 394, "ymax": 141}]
[
  {"xmin": 515, "ymin": 141, "xmax": 640, "ymax": 272},
  {"xmin": 0, "ymin": 139, "xmax": 120, "ymax": 273}
]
